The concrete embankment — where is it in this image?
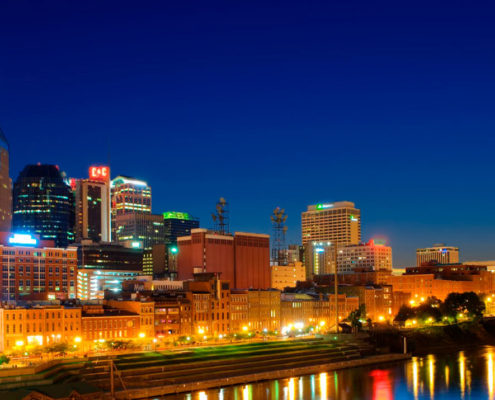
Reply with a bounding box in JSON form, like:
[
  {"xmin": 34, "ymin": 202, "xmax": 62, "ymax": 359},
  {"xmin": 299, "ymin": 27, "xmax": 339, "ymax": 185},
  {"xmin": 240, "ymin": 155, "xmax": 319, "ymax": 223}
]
[{"xmin": 106, "ymin": 353, "xmax": 410, "ymax": 400}]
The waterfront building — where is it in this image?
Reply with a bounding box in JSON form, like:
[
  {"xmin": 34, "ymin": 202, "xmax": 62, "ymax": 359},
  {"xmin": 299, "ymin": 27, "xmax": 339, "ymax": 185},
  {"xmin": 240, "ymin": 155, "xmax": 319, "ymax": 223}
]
[
  {"xmin": 0, "ymin": 128, "xmax": 12, "ymax": 232},
  {"xmin": 230, "ymin": 290, "xmax": 249, "ymax": 333},
  {"xmin": 0, "ymin": 305, "xmax": 81, "ymax": 352},
  {"xmin": 111, "ymin": 176, "xmax": 151, "ymax": 240},
  {"xmin": 301, "ymin": 201, "xmax": 361, "ymax": 246},
  {"xmin": 247, "ymin": 289, "xmax": 281, "ymax": 332},
  {"xmin": 153, "ymin": 295, "xmax": 192, "ymax": 337},
  {"xmin": 177, "ymin": 229, "xmax": 271, "ymax": 289},
  {"xmin": 13, "ymin": 164, "xmax": 75, "ymax": 248},
  {"xmin": 75, "ymin": 241, "xmax": 142, "ymax": 300},
  {"xmin": 80, "ymin": 304, "xmax": 140, "ymax": 341},
  {"xmin": 339, "ymin": 284, "xmax": 393, "ymax": 321},
  {"xmin": 271, "ymin": 262, "xmax": 306, "ymax": 290},
  {"xmin": 184, "ymin": 272, "xmax": 231, "ymax": 336},
  {"xmin": 0, "ymin": 232, "xmax": 77, "ymax": 301},
  {"xmin": 337, "ymin": 239, "xmax": 393, "ymax": 273},
  {"xmin": 280, "ymin": 292, "xmax": 359, "ymax": 331},
  {"xmin": 106, "ymin": 300, "xmax": 155, "ymax": 338},
  {"xmin": 73, "ymin": 166, "xmax": 111, "ymax": 243},
  {"xmin": 416, "ymin": 244, "xmax": 459, "ymax": 266}
]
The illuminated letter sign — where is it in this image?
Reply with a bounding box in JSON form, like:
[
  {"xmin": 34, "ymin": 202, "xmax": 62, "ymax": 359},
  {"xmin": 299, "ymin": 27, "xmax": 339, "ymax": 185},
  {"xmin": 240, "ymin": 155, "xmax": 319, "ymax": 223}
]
[
  {"xmin": 316, "ymin": 204, "xmax": 333, "ymax": 210},
  {"xmin": 8, "ymin": 234, "xmax": 38, "ymax": 246},
  {"xmin": 89, "ymin": 166, "xmax": 110, "ymax": 182}
]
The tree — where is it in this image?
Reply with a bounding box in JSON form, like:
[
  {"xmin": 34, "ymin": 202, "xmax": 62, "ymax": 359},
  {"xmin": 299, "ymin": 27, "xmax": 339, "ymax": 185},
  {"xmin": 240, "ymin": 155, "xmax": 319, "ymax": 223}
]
[
  {"xmin": 462, "ymin": 292, "xmax": 485, "ymax": 319},
  {"xmin": 346, "ymin": 304, "xmax": 365, "ymax": 333},
  {"xmin": 442, "ymin": 292, "xmax": 485, "ymax": 322},
  {"xmin": 0, "ymin": 354, "xmax": 10, "ymax": 365},
  {"xmin": 416, "ymin": 297, "xmax": 442, "ymax": 323},
  {"xmin": 394, "ymin": 305, "xmax": 415, "ymax": 326}
]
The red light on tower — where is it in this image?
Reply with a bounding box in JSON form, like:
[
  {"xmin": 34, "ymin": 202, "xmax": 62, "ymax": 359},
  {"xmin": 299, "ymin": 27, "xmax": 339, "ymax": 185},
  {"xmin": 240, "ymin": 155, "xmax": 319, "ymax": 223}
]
[{"xmin": 89, "ymin": 166, "xmax": 110, "ymax": 182}]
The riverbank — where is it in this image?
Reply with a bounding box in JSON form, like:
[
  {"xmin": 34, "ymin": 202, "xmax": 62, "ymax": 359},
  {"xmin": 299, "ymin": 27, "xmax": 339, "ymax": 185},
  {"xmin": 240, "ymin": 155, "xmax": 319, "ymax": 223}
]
[
  {"xmin": 371, "ymin": 318, "xmax": 495, "ymax": 356},
  {"xmin": 106, "ymin": 353, "xmax": 410, "ymax": 400}
]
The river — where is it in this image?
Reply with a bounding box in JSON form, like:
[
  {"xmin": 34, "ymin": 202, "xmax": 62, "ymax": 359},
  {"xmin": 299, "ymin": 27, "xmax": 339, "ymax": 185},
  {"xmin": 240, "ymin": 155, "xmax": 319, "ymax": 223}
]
[{"xmin": 162, "ymin": 346, "xmax": 495, "ymax": 399}]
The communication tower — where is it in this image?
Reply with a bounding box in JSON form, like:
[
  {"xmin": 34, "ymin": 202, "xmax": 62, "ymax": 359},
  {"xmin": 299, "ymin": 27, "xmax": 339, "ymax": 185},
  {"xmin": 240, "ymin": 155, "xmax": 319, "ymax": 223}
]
[
  {"xmin": 212, "ymin": 197, "xmax": 229, "ymax": 234},
  {"xmin": 271, "ymin": 207, "xmax": 288, "ymax": 265}
]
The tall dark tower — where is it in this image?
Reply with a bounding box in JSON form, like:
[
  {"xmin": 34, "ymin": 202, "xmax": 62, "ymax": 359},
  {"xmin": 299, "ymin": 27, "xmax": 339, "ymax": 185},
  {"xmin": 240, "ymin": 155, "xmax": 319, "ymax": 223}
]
[
  {"xmin": 0, "ymin": 128, "xmax": 12, "ymax": 231},
  {"xmin": 13, "ymin": 164, "xmax": 75, "ymax": 247}
]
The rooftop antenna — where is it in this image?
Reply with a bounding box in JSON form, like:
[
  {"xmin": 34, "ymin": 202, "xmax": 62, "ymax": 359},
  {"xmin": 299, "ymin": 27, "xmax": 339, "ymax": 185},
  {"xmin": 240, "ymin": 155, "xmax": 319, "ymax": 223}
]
[
  {"xmin": 212, "ymin": 197, "xmax": 229, "ymax": 234},
  {"xmin": 271, "ymin": 206, "xmax": 288, "ymax": 265}
]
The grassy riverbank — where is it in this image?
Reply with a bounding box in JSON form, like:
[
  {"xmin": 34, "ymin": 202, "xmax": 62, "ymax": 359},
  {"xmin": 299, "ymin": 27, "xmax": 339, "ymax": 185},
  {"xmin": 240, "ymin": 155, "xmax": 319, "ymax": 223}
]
[
  {"xmin": 371, "ymin": 318, "xmax": 495, "ymax": 355},
  {"xmin": 0, "ymin": 336, "xmax": 404, "ymax": 399}
]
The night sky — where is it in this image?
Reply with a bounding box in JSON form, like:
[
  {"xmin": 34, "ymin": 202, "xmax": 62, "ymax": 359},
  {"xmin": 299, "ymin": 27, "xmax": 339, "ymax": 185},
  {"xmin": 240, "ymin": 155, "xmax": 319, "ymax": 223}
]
[{"xmin": 2, "ymin": 1, "xmax": 495, "ymax": 266}]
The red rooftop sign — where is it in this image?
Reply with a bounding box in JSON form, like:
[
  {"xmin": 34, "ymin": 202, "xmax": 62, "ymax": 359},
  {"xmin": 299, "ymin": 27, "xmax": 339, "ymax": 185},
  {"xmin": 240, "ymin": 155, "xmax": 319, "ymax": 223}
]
[{"xmin": 89, "ymin": 166, "xmax": 110, "ymax": 182}]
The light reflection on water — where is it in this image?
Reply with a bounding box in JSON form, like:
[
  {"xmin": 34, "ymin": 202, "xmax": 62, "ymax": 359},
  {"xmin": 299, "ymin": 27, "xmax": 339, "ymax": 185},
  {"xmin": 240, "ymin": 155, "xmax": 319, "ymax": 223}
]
[{"xmin": 165, "ymin": 346, "xmax": 495, "ymax": 399}]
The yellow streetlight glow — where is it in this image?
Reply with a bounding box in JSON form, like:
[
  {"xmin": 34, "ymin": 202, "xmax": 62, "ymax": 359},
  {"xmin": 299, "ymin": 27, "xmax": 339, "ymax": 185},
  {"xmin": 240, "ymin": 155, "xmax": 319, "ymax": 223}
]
[
  {"xmin": 15, "ymin": 340, "xmax": 24, "ymax": 347},
  {"xmin": 74, "ymin": 336, "xmax": 82, "ymax": 343},
  {"xmin": 242, "ymin": 326, "xmax": 248, "ymax": 332},
  {"xmin": 138, "ymin": 332, "xmax": 146, "ymax": 339}
]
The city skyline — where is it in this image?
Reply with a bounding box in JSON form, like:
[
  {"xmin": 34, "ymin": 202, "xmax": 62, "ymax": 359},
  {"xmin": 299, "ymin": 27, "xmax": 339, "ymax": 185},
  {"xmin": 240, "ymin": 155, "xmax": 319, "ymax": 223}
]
[{"xmin": 3, "ymin": 1, "xmax": 495, "ymax": 266}]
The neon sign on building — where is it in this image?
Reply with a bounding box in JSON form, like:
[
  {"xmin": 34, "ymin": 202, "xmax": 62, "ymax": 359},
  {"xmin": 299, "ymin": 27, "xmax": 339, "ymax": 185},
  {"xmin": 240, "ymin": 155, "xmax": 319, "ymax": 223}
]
[
  {"xmin": 89, "ymin": 166, "xmax": 110, "ymax": 182},
  {"xmin": 8, "ymin": 233, "xmax": 38, "ymax": 246}
]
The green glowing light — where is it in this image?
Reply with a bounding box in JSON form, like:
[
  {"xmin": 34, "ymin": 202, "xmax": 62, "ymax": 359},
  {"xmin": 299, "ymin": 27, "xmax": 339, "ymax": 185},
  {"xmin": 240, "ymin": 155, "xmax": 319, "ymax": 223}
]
[{"xmin": 163, "ymin": 211, "xmax": 192, "ymax": 220}]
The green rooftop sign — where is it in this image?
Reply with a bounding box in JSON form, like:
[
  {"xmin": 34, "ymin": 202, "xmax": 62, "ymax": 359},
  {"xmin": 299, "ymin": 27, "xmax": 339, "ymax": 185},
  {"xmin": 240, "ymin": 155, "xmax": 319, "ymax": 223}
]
[{"xmin": 163, "ymin": 211, "xmax": 192, "ymax": 220}]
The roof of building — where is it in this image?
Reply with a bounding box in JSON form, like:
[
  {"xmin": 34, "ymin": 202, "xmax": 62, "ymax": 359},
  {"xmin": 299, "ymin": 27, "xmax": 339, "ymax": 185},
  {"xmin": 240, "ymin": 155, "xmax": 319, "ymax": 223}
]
[{"xmin": 82, "ymin": 307, "xmax": 139, "ymax": 317}]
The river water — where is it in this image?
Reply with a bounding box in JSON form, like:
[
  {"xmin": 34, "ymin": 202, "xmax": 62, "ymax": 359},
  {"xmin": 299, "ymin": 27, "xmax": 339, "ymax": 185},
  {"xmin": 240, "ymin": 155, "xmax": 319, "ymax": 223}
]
[{"xmin": 162, "ymin": 346, "xmax": 495, "ymax": 399}]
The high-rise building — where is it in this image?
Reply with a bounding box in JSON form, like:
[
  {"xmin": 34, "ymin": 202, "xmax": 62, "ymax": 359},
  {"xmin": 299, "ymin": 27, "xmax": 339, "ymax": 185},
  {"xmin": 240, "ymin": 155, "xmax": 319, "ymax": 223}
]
[
  {"xmin": 111, "ymin": 176, "xmax": 151, "ymax": 240},
  {"xmin": 416, "ymin": 244, "xmax": 459, "ymax": 266},
  {"xmin": 301, "ymin": 201, "xmax": 361, "ymax": 246},
  {"xmin": 177, "ymin": 229, "xmax": 270, "ymax": 289},
  {"xmin": 75, "ymin": 241, "xmax": 142, "ymax": 300},
  {"xmin": 0, "ymin": 128, "xmax": 12, "ymax": 231},
  {"xmin": 115, "ymin": 213, "xmax": 165, "ymax": 276},
  {"xmin": 13, "ymin": 164, "xmax": 75, "ymax": 248},
  {"xmin": 337, "ymin": 239, "xmax": 393, "ymax": 273},
  {"xmin": 115, "ymin": 213, "xmax": 164, "ymax": 249},
  {"xmin": 74, "ymin": 166, "xmax": 111, "ymax": 243},
  {"xmin": 0, "ymin": 232, "xmax": 77, "ymax": 301},
  {"xmin": 304, "ymin": 241, "xmax": 335, "ymax": 279},
  {"xmin": 163, "ymin": 211, "xmax": 200, "ymax": 245}
]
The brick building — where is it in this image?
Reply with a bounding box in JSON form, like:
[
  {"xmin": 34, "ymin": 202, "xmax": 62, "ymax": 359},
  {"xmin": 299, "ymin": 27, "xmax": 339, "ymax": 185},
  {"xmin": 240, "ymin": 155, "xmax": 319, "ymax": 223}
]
[{"xmin": 177, "ymin": 229, "xmax": 270, "ymax": 289}]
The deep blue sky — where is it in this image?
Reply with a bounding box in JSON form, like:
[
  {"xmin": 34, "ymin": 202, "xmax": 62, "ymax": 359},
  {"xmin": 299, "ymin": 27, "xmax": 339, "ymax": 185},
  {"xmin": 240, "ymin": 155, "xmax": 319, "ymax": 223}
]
[{"xmin": 1, "ymin": 0, "xmax": 495, "ymax": 266}]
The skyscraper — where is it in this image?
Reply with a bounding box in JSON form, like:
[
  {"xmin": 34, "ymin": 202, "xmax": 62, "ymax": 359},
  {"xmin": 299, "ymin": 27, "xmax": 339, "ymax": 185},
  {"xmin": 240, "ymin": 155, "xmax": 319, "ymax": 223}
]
[
  {"xmin": 74, "ymin": 166, "xmax": 111, "ymax": 242},
  {"xmin": 301, "ymin": 201, "xmax": 361, "ymax": 246},
  {"xmin": 13, "ymin": 164, "xmax": 75, "ymax": 247},
  {"xmin": 0, "ymin": 128, "xmax": 12, "ymax": 231},
  {"xmin": 115, "ymin": 213, "xmax": 164, "ymax": 249},
  {"xmin": 111, "ymin": 176, "xmax": 151, "ymax": 240},
  {"xmin": 163, "ymin": 211, "xmax": 199, "ymax": 245}
]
